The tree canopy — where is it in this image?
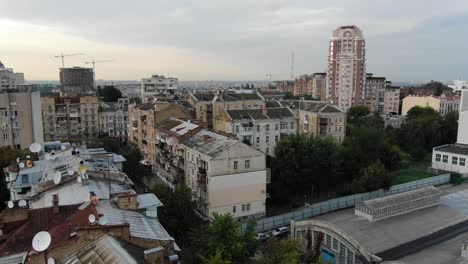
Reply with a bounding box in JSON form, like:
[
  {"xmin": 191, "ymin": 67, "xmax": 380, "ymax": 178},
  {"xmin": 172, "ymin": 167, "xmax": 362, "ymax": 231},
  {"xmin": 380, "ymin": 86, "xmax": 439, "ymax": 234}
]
[
  {"xmin": 97, "ymin": 85, "xmax": 123, "ymax": 102},
  {"xmin": 257, "ymin": 238, "xmax": 301, "ymax": 264}
]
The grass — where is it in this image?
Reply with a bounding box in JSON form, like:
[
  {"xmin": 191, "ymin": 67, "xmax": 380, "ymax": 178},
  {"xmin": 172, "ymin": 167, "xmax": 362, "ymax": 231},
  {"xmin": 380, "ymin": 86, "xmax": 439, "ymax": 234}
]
[{"xmin": 391, "ymin": 168, "xmax": 433, "ymax": 185}]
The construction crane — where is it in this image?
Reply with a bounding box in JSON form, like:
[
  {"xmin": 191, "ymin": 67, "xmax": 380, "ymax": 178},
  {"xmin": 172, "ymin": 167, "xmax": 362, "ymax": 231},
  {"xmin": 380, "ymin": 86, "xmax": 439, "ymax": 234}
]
[
  {"xmin": 84, "ymin": 58, "xmax": 113, "ymax": 72},
  {"xmin": 54, "ymin": 52, "xmax": 84, "ymax": 68}
]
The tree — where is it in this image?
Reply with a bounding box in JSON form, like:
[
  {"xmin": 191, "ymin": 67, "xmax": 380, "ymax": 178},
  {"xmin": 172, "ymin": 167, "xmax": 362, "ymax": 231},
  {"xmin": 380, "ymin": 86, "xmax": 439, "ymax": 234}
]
[
  {"xmin": 204, "ymin": 250, "xmax": 232, "ymax": 264},
  {"xmin": 352, "ymin": 160, "xmax": 390, "ymax": 193},
  {"xmin": 347, "ymin": 106, "xmax": 370, "ymax": 119},
  {"xmin": 98, "ymin": 85, "xmax": 123, "ymax": 102},
  {"xmin": 258, "ymin": 238, "xmax": 301, "ymax": 264},
  {"xmin": 284, "ymin": 92, "xmax": 295, "ymax": 99}
]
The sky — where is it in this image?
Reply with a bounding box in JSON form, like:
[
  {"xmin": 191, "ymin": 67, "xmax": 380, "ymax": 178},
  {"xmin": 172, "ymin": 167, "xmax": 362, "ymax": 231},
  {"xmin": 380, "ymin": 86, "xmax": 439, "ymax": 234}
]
[{"xmin": 1, "ymin": 0, "xmax": 468, "ymax": 82}]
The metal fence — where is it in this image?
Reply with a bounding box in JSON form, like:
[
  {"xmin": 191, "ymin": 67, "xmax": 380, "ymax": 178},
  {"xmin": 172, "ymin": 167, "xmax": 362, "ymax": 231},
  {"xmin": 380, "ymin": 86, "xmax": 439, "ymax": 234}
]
[{"xmin": 249, "ymin": 174, "xmax": 450, "ymax": 232}]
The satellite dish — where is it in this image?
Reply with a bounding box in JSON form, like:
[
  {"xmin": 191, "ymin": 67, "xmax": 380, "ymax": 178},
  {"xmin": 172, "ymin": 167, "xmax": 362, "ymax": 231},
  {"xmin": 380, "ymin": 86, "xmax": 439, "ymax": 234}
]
[
  {"xmin": 47, "ymin": 258, "xmax": 55, "ymax": 264},
  {"xmin": 18, "ymin": 200, "xmax": 27, "ymax": 207},
  {"xmin": 7, "ymin": 201, "xmax": 13, "ymax": 208},
  {"xmin": 29, "ymin": 143, "xmax": 42, "ymax": 153},
  {"xmin": 53, "ymin": 173, "xmax": 62, "ymax": 185},
  {"xmin": 32, "ymin": 231, "xmax": 51, "ymax": 252},
  {"xmin": 44, "ymin": 153, "xmax": 51, "ymax": 160},
  {"xmin": 77, "ymin": 176, "xmax": 82, "ymax": 183},
  {"xmin": 26, "ymin": 160, "xmax": 33, "ymax": 168},
  {"xmin": 60, "ymin": 145, "xmax": 66, "ymax": 150},
  {"xmin": 26, "ymin": 155, "xmax": 31, "ymax": 159},
  {"xmin": 16, "ymin": 157, "xmax": 20, "ymax": 163},
  {"xmin": 98, "ymin": 216, "xmax": 107, "ymax": 225},
  {"xmin": 67, "ymin": 169, "xmax": 74, "ymax": 176},
  {"xmin": 88, "ymin": 214, "xmax": 96, "ymax": 224},
  {"xmin": 19, "ymin": 162, "xmax": 25, "ymax": 169}
]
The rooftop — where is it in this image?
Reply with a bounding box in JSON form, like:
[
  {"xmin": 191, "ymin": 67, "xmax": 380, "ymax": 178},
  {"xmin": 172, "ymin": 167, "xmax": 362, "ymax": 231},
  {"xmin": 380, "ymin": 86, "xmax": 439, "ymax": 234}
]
[
  {"xmin": 360, "ymin": 186, "xmax": 440, "ymax": 211},
  {"xmin": 137, "ymin": 193, "xmax": 163, "ymax": 209},
  {"xmin": 279, "ymin": 100, "xmax": 343, "ymax": 113},
  {"xmin": 434, "ymin": 144, "xmax": 468, "ymax": 156},
  {"xmin": 182, "ymin": 130, "xmax": 238, "ymax": 158},
  {"xmin": 192, "ymin": 93, "xmax": 216, "ymax": 102},
  {"xmin": 216, "ymin": 92, "xmax": 263, "ymax": 102}
]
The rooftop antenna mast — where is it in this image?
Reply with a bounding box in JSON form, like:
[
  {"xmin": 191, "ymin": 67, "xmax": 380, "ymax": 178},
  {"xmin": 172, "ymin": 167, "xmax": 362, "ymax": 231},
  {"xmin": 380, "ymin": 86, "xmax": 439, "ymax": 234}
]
[
  {"xmin": 290, "ymin": 51, "xmax": 295, "ymax": 80},
  {"xmin": 54, "ymin": 52, "xmax": 84, "ymax": 68}
]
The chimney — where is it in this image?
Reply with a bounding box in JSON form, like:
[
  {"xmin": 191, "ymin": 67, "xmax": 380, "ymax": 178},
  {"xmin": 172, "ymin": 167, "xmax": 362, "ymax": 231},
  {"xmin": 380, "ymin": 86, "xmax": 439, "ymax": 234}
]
[{"xmin": 52, "ymin": 194, "xmax": 59, "ymax": 214}]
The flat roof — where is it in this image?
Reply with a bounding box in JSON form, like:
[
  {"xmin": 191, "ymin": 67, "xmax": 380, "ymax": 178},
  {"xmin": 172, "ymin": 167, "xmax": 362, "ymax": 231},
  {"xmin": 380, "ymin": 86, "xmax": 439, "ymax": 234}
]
[{"xmin": 434, "ymin": 144, "xmax": 468, "ymax": 156}]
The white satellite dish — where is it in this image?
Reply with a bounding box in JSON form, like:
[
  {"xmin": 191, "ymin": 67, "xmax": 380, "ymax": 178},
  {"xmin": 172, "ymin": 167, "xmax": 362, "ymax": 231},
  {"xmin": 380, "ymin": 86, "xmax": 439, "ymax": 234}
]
[
  {"xmin": 19, "ymin": 162, "xmax": 25, "ymax": 169},
  {"xmin": 98, "ymin": 216, "xmax": 108, "ymax": 225},
  {"xmin": 26, "ymin": 155, "xmax": 31, "ymax": 159},
  {"xmin": 67, "ymin": 169, "xmax": 74, "ymax": 176},
  {"xmin": 7, "ymin": 201, "xmax": 14, "ymax": 208},
  {"xmin": 88, "ymin": 214, "xmax": 96, "ymax": 224},
  {"xmin": 47, "ymin": 258, "xmax": 55, "ymax": 264},
  {"xmin": 44, "ymin": 153, "xmax": 51, "ymax": 160},
  {"xmin": 53, "ymin": 172, "xmax": 62, "ymax": 185},
  {"xmin": 18, "ymin": 200, "xmax": 27, "ymax": 207},
  {"xmin": 16, "ymin": 157, "xmax": 20, "ymax": 163},
  {"xmin": 29, "ymin": 143, "xmax": 42, "ymax": 153},
  {"xmin": 32, "ymin": 231, "xmax": 51, "ymax": 252},
  {"xmin": 77, "ymin": 176, "xmax": 82, "ymax": 183},
  {"xmin": 60, "ymin": 145, "xmax": 66, "ymax": 150}
]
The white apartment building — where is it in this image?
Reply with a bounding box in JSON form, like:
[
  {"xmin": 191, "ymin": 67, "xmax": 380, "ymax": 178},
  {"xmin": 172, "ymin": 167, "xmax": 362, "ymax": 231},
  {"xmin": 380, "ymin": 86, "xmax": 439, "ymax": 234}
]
[
  {"xmin": 99, "ymin": 98, "xmax": 129, "ymax": 141},
  {"xmin": 0, "ymin": 61, "xmax": 25, "ymax": 92},
  {"xmin": 221, "ymin": 108, "xmax": 296, "ymax": 156},
  {"xmin": 432, "ymin": 89, "xmax": 468, "ymax": 175},
  {"xmin": 141, "ymin": 75, "xmax": 178, "ymax": 102},
  {"xmin": 182, "ymin": 130, "xmax": 267, "ymax": 219}
]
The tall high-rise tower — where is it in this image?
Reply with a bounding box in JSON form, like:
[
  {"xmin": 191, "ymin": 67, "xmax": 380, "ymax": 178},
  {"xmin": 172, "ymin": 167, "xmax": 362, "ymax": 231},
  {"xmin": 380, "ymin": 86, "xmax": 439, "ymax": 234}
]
[{"xmin": 326, "ymin": 25, "xmax": 366, "ymax": 111}]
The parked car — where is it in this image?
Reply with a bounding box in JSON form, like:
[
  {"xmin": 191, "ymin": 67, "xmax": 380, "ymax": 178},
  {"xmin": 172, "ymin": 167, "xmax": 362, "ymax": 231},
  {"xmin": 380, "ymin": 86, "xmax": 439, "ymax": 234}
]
[
  {"xmin": 271, "ymin": 226, "xmax": 289, "ymax": 237},
  {"xmin": 255, "ymin": 232, "xmax": 270, "ymax": 241}
]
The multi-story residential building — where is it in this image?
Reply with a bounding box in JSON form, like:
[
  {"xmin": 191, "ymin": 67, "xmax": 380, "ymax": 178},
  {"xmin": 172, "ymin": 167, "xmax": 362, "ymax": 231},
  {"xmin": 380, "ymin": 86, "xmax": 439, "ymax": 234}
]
[
  {"xmin": 280, "ymin": 100, "xmax": 346, "ymax": 143},
  {"xmin": 141, "ymin": 75, "xmax": 178, "ymax": 102},
  {"xmin": 188, "ymin": 93, "xmax": 216, "ymax": 128},
  {"xmin": 326, "ymin": 25, "xmax": 366, "ymax": 111},
  {"xmin": 277, "ymin": 80, "xmax": 295, "ymax": 94},
  {"xmin": 312, "ymin": 73, "xmax": 327, "ymax": 100},
  {"xmin": 217, "ymin": 107, "xmax": 296, "ymax": 156},
  {"xmin": 402, "ymin": 94, "xmax": 460, "ymax": 116},
  {"xmin": 99, "ymin": 98, "xmax": 129, "ymax": 141},
  {"xmin": 362, "ymin": 74, "xmax": 386, "ymax": 113},
  {"xmin": 182, "ymin": 130, "xmax": 267, "ymax": 218},
  {"xmin": 128, "ymin": 102, "xmax": 192, "ymax": 167},
  {"xmin": 0, "ymin": 61, "xmax": 25, "ymax": 92},
  {"xmin": 294, "ymin": 74, "xmax": 313, "ymax": 97},
  {"xmin": 384, "ymin": 85, "xmax": 400, "ymax": 114},
  {"xmin": 0, "ymin": 88, "xmax": 43, "ymax": 149},
  {"xmin": 41, "ymin": 95, "xmax": 99, "ymax": 142},
  {"xmin": 60, "ymin": 67, "xmax": 94, "ymax": 93}
]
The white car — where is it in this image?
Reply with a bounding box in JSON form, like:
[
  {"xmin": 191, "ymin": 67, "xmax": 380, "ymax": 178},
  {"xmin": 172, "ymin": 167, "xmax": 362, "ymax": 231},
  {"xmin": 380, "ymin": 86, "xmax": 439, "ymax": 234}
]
[
  {"xmin": 271, "ymin": 227, "xmax": 289, "ymax": 237},
  {"xmin": 255, "ymin": 232, "xmax": 270, "ymax": 241}
]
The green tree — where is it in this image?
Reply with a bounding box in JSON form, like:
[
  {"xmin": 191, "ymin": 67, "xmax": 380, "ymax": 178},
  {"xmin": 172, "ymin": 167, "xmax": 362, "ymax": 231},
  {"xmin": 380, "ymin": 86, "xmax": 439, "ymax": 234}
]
[
  {"xmin": 204, "ymin": 250, "xmax": 232, "ymax": 264},
  {"xmin": 98, "ymin": 85, "xmax": 123, "ymax": 102},
  {"xmin": 258, "ymin": 238, "xmax": 301, "ymax": 264},
  {"xmin": 352, "ymin": 160, "xmax": 390, "ymax": 193},
  {"xmin": 347, "ymin": 106, "xmax": 370, "ymax": 119}
]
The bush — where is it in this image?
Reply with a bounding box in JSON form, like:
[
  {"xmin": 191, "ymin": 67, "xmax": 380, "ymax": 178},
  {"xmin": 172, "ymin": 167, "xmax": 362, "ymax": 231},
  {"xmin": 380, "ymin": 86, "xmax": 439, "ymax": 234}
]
[{"xmin": 450, "ymin": 173, "xmax": 465, "ymax": 185}]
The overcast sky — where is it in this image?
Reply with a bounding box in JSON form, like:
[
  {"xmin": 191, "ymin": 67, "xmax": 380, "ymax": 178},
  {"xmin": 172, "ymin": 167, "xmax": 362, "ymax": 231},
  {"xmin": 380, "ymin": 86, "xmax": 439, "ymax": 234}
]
[{"xmin": 1, "ymin": 0, "xmax": 468, "ymax": 82}]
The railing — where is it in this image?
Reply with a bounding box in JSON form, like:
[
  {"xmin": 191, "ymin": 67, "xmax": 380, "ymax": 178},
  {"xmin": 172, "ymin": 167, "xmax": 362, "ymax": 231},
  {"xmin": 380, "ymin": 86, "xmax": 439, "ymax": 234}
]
[{"xmin": 245, "ymin": 174, "xmax": 451, "ymax": 233}]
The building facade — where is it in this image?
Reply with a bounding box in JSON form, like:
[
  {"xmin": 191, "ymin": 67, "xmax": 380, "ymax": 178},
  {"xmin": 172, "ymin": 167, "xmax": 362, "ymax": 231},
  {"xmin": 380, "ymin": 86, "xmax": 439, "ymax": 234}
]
[
  {"xmin": 188, "ymin": 93, "xmax": 216, "ymax": 128},
  {"xmin": 141, "ymin": 75, "xmax": 178, "ymax": 102},
  {"xmin": 402, "ymin": 94, "xmax": 460, "ymax": 116},
  {"xmin": 41, "ymin": 95, "xmax": 99, "ymax": 142},
  {"xmin": 99, "ymin": 98, "xmax": 129, "ymax": 141},
  {"xmin": 0, "ymin": 61, "xmax": 25, "ymax": 92},
  {"xmin": 294, "ymin": 75, "xmax": 313, "ymax": 97},
  {"xmin": 326, "ymin": 25, "xmax": 366, "ymax": 111},
  {"xmin": 0, "ymin": 90, "xmax": 43, "ymax": 149},
  {"xmin": 182, "ymin": 130, "xmax": 267, "ymax": 219},
  {"xmin": 362, "ymin": 74, "xmax": 386, "ymax": 113},
  {"xmin": 60, "ymin": 67, "xmax": 94, "ymax": 93},
  {"xmin": 312, "ymin": 73, "xmax": 327, "ymax": 100},
  {"xmin": 383, "ymin": 86, "xmax": 400, "ymax": 114}
]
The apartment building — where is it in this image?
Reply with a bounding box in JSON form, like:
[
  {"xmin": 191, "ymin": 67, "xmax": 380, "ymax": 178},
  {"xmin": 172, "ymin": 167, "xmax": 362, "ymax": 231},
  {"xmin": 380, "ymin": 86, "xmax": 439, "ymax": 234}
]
[
  {"xmin": 362, "ymin": 74, "xmax": 386, "ymax": 113},
  {"xmin": 312, "ymin": 73, "xmax": 327, "ymax": 100},
  {"xmin": 0, "ymin": 61, "xmax": 25, "ymax": 92},
  {"xmin": 128, "ymin": 102, "xmax": 192, "ymax": 167},
  {"xmin": 188, "ymin": 93, "xmax": 216, "ymax": 128},
  {"xmin": 182, "ymin": 130, "xmax": 267, "ymax": 218},
  {"xmin": 0, "ymin": 89, "xmax": 43, "ymax": 149},
  {"xmin": 280, "ymin": 100, "xmax": 346, "ymax": 143},
  {"xmin": 41, "ymin": 95, "xmax": 99, "ymax": 142},
  {"xmin": 217, "ymin": 107, "xmax": 296, "ymax": 156},
  {"xmin": 384, "ymin": 86, "xmax": 400, "ymax": 114},
  {"xmin": 402, "ymin": 94, "xmax": 460, "ymax": 116},
  {"xmin": 294, "ymin": 74, "xmax": 313, "ymax": 97},
  {"xmin": 141, "ymin": 75, "xmax": 178, "ymax": 102},
  {"xmin": 99, "ymin": 98, "xmax": 129, "ymax": 141}
]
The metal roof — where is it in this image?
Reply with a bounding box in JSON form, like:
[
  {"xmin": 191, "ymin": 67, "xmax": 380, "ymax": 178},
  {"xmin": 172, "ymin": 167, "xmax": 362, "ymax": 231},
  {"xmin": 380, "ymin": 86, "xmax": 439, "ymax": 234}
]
[
  {"xmin": 182, "ymin": 130, "xmax": 238, "ymax": 158},
  {"xmin": 361, "ymin": 186, "xmax": 441, "ymax": 210},
  {"xmin": 434, "ymin": 144, "xmax": 468, "ymax": 156},
  {"xmin": 137, "ymin": 193, "xmax": 163, "ymax": 209}
]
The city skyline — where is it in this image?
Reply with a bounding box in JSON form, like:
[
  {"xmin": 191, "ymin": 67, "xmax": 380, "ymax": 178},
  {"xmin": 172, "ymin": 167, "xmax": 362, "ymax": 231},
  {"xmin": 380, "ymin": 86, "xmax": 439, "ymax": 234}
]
[{"xmin": 1, "ymin": 0, "xmax": 468, "ymax": 82}]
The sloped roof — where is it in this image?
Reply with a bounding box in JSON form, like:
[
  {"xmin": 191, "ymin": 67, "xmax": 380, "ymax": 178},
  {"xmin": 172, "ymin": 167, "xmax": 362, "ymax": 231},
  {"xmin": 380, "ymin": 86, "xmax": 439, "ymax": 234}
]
[
  {"xmin": 279, "ymin": 100, "xmax": 343, "ymax": 113},
  {"xmin": 182, "ymin": 130, "xmax": 238, "ymax": 158},
  {"xmin": 266, "ymin": 108, "xmax": 295, "ymax": 118},
  {"xmin": 192, "ymin": 93, "xmax": 215, "ymax": 101},
  {"xmin": 218, "ymin": 93, "xmax": 263, "ymax": 102},
  {"xmin": 225, "ymin": 109, "xmax": 268, "ymax": 120},
  {"xmin": 137, "ymin": 193, "xmax": 163, "ymax": 209},
  {"xmin": 361, "ymin": 186, "xmax": 441, "ymax": 211},
  {"xmin": 266, "ymin": 101, "xmax": 282, "ymax": 108}
]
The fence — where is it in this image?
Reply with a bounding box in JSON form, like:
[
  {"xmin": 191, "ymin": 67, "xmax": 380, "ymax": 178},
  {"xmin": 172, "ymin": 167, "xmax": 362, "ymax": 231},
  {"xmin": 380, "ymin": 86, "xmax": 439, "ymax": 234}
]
[{"xmin": 248, "ymin": 174, "xmax": 450, "ymax": 232}]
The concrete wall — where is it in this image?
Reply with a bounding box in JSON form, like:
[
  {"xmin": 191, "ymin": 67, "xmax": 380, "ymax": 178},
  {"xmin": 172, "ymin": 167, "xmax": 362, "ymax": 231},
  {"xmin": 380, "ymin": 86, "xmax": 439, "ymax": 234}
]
[
  {"xmin": 432, "ymin": 150, "xmax": 468, "ymax": 174},
  {"xmin": 402, "ymin": 96, "xmax": 439, "ymax": 116}
]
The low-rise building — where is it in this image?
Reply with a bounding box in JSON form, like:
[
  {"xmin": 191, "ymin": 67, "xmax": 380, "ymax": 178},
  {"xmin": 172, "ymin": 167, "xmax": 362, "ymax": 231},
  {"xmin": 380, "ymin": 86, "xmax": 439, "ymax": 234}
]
[
  {"xmin": 280, "ymin": 100, "xmax": 346, "ymax": 143},
  {"xmin": 182, "ymin": 130, "xmax": 267, "ymax": 219},
  {"xmin": 402, "ymin": 94, "xmax": 460, "ymax": 116},
  {"xmin": 99, "ymin": 98, "xmax": 129, "ymax": 141},
  {"xmin": 41, "ymin": 95, "xmax": 99, "ymax": 142},
  {"xmin": 217, "ymin": 107, "xmax": 296, "ymax": 156},
  {"xmin": 141, "ymin": 74, "xmax": 178, "ymax": 102}
]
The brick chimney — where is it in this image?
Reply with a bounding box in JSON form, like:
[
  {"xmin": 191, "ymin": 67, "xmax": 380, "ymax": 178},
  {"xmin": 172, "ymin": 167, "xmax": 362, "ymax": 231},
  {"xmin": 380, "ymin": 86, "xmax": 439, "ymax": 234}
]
[{"xmin": 52, "ymin": 194, "xmax": 59, "ymax": 214}]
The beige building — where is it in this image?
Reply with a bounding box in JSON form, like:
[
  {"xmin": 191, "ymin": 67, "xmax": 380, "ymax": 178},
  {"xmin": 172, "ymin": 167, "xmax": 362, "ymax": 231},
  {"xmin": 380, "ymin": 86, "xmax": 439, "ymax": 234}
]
[
  {"xmin": 362, "ymin": 74, "xmax": 386, "ymax": 113},
  {"xmin": 280, "ymin": 100, "xmax": 346, "ymax": 143},
  {"xmin": 0, "ymin": 61, "xmax": 25, "ymax": 92},
  {"xmin": 182, "ymin": 130, "xmax": 267, "ymax": 218},
  {"xmin": 41, "ymin": 95, "xmax": 99, "ymax": 142},
  {"xmin": 128, "ymin": 102, "xmax": 192, "ymax": 167},
  {"xmin": 384, "ymin": 86, "xmax": 400, "ymax": 114},
  {"xmin": 312, "ymin": 73, "xmax": 327, "ymax": 100},
  {"xmin": 188, "ymin": 93, "xmax": 216, "ymax": 128},
  {"xmin": 0, "ymin": 89, "xmax": 43, "ymax": 149},
  {"xmin": 402, "ymin": 94, "xmax": 460, "ymax": 116},
  {"xmin": 99, "ymin": 98, "xmax": 129, "ymax": 141}
]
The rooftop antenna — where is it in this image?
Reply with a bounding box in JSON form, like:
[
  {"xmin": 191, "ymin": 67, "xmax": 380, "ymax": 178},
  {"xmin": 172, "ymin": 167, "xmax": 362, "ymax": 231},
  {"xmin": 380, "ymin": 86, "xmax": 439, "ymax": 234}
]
[
  {"xmin": 32, "ymin": 231, "xmax": 52, "ymax": 252},
  {"xmin": 54, "ymin": 52, "xmax": 84, "ymax": 68},
  {"xmin": 290, "ymin": 50, "xmax": 295, "ymax": 80}
]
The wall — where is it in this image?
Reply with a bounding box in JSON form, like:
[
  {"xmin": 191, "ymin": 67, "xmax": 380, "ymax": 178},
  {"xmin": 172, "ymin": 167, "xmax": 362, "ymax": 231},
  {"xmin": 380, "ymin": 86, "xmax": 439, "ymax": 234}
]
[
  {"xmin": 402, "ymin": 96, "xmax": 439, "ymax": 116},
  {"xmin": 210, "ymin": 143, "xmax": 265, "ymax": 176},
  {"xmin": 432, "ymin": 150, "xmax": 468, "ymax": 174}
]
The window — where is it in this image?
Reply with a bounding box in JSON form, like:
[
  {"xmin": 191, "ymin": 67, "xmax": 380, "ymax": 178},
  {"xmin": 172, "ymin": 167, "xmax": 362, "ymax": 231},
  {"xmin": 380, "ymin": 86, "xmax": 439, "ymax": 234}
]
[
  {"xmin": 246, "ymin": 203, "xmax": 251, "ymax": 211},
  {"xmin": 266, "ymin": 124, "xmax": 270, "ymax": 131},
  {"xmin": 22, "ymin": 174, "xmax": 28, "ymax": 184},
  {"xmin": 245, "ymin": 160, "xmax": 250, "ymax": 169},
  {"xmin": 326, "ymin": 234, "xmax": 331, "ymax": 247},
  {"xmin": 461, "ymin": 158, "xmax": 466, "ymax": 166},
  {"xmin": 242, "ymin": 204, "xmax": 246, "ymax": 211},
  {"xmin": 233, "ymin": 206, "xmax": 236, "ymax": 213},
  {"xmin": 275, "ymin": 135, "xmax": 279, "ymax": 142},
  {"xmin": 275, "ymin": 124, "xmax": 279, "ymax": 130},
  {"xmin": 453, "ymin": 156, "xmax": 458, "ymax": 165},
  {"xmin": 266, "ymin": 136, "xmax": 270, "ymax": 143},
  {"xmin": 290, "ymin": 122, "xmax": 294, "ymax": 129},
  {"xmin": 256, "ymin": 125, "xmax": 260, "ymax": 132},
  {"xmin": 266, "ymin": 148, "xmax": 269, "ymax": 154},
  {"xmin": 234, "ymin": 161, "xmax": 238, "ymax": 170},
  {"xmin": 443, "ymin": 155, "xmax": 448, "ymax": 163},
  {"xmin": 256, "ymin": 137, "xmax": 260, "ymax": 144},
  {"xmin": 235, "ymin": 126, "xmax": 239, "ymax": 133},
  {"xmin": 333, "ymin": 238, "xmax": 338, "ymax": 250}
]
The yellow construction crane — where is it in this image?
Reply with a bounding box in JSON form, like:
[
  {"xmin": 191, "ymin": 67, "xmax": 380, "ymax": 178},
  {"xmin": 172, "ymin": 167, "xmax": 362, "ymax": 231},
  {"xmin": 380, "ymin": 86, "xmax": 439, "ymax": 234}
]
[
  {"xmin": 54, "ymin": 52, "xmax": 84, "ymax": 68},
  {"xmin": 84, "ymin": 58, "xmax": 113, "ymax": 72}
]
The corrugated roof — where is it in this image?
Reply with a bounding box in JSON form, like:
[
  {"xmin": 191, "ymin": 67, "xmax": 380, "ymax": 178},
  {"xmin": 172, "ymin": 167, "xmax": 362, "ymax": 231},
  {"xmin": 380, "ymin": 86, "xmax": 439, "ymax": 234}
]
[
  {"xmin": 226, "ymin": 109, "xmax": 267, "ymax": 120},
  {"xmin": 137, "ymin": 193, "xmax": 163, "ymax": 209},
  {"xmin": 217, "ymin": 93, "xmax": 263, "ymax": 102},
  {"xmin": 280, "ymin": 100, "xmax": 343, "ymax": 113},
  {"xmin": 266, "ymin": 108, "xmax": 295, "ymax": 119},
  {"xmin": 362, "ymin": 186, "xmax": 441, "ymax": 210}
]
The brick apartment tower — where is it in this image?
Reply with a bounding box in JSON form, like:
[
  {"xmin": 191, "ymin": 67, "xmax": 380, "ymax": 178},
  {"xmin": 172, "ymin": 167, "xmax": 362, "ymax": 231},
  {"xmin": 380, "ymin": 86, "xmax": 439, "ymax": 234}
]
[{"xmin": 326, "ymin": 25, "xmax": 366, "ymax": 111}]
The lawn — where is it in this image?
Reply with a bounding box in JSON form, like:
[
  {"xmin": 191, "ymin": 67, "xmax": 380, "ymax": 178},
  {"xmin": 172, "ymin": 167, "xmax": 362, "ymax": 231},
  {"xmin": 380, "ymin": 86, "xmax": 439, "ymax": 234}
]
[{"xmin": 391, "ymin": 168, "xmax": 434, "ymax": 185}]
